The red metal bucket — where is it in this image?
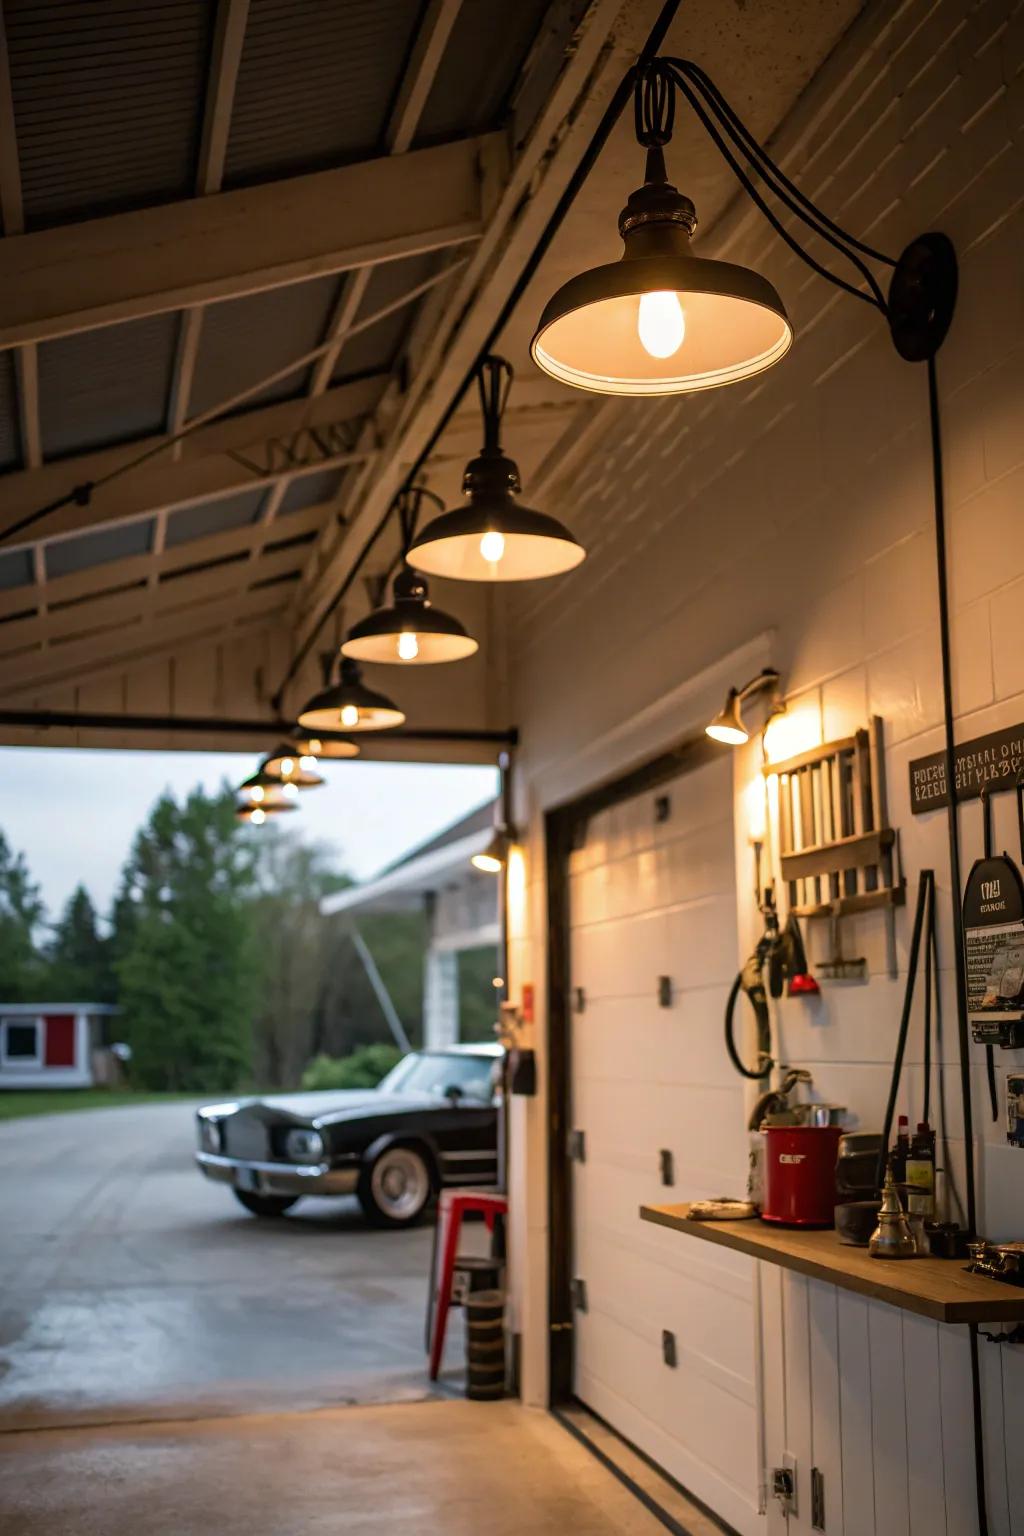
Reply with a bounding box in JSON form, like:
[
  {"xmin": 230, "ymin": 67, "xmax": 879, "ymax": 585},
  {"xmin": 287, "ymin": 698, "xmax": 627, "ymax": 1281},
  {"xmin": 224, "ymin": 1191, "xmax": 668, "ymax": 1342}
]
[{"xmin": 761, "ymin": 1125, "xmax": 842, "ymax": 1227}]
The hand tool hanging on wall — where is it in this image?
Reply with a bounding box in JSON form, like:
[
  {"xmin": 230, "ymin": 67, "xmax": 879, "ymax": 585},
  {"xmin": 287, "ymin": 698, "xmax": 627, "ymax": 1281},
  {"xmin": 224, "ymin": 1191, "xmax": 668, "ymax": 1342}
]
[{"xmin": 724, "ymin": 888, "xmax": 818, "ymax": 1081}]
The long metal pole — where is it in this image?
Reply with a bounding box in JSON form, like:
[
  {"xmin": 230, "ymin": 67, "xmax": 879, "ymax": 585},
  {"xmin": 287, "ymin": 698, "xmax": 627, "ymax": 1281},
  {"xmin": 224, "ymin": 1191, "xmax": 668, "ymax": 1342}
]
[
  {"xmin": 0, "ymin": 706, "xmax": 517, "ymax": 747},
  {"xmin": 348, "ymin": 924, "xmax": 412, "ymax": 1054}
]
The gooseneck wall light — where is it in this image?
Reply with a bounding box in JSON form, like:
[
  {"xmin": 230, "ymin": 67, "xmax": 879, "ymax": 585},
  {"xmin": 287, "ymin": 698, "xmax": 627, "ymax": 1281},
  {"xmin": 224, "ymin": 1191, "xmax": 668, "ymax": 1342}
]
[
  {"xmin": 297, "ymin": 655, "xmax": 405, "ymax": 734},
  {"xmin": 342, "ymin": 489, "xmax": 479, "ymax": 666},
  {"xmin": 408, "ymin": 357, "xmax": 585, "ymax": 582},
  {"xmin": 532, "ymin": 58, "xmax": 957, "ymax": 396},
  {"xmin": 705, "ymin": 669, "xmax": 781, "ymax": 746}
]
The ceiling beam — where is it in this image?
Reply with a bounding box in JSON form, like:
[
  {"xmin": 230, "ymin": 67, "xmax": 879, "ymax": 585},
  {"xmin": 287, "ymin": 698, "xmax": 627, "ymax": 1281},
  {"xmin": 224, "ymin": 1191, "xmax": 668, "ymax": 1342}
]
[
  {"xmin": 0, "ymin": 134, "xmax": 500, "ymax": 348},
  {"xmin": 0, "ymin": 372, "xmax": 385, "ymax": 550},
  {"xmin": 284, "ymin": 0, "xmax": 635, "ymax": 691},
  {"xmin": 0, "ymin": 543, "xmax": 306, "ymax": 654},
  {"xmin": 166, "ymin": 0, "xmax": 251, "ymax": 449},
  {"xmin": 0, "ymin": 498, "xmax": 330, "ymax": 622},
  {"xmin": 248, "ymin": 0, "xmax": 464, "ymax": 555},
  {"xmin": 0, "ymin": 586, "xmax": 289, "ymax": 698},
  {"xmin": 0, "ymin": 9, "xmax": 41, "ymax": 471}
]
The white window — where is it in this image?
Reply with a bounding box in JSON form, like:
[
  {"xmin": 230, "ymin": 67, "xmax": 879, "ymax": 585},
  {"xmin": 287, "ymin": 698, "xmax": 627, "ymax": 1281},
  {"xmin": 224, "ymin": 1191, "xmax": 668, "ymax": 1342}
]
[{"xmin": 1, "ymin": 1018, "xmax": 42, "ymax": 1068}]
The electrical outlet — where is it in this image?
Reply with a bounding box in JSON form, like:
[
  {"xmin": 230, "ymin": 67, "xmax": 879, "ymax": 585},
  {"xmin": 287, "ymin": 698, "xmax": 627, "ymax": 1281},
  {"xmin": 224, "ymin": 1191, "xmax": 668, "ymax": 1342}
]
[{"xmin": 771, "ymin": 1454, "xmax": 797, "ymax": 1517}]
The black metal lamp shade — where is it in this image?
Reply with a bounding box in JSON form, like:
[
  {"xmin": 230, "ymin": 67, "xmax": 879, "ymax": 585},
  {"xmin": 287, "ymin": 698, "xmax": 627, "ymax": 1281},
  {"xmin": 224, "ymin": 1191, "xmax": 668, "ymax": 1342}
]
[
  {"xmin": 235, "ymin": 798, "xmax": 297, "ymax": 825},
  {"xmin": 237, "ymin": 767, "xmax": 302, "ymax": 805},
  {"xmin": 258, "ymin": 745, "xmax": 324, "ymax": 788},
  {"xmin": 341, "ymin": 567, "xmax": 478, "ymax": 666},
  {"xmin": 531, "ymin": 148, "xmax": 791, "ymax": 396},
  {"xmin": 471, "ymin": 826, "xmax": 514, "ymax": 873},
  {"xmin": 408, "ymin": 447, "xmax": 585, "ymax": 583},
  {"xmin": 296, "ymin": 658, "xmax": 406, "ymax": 732}
]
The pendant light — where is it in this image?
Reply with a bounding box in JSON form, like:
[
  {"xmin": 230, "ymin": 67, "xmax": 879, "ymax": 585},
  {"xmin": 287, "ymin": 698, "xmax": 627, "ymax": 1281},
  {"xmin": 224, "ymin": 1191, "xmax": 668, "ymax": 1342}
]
[
  {"xmin": 237, "ymin": 767, "xmax": 301, "ymax": 805},
  {"xmin": 297, "ymin": 654, "xmax": 406, "ymax": 733},
  {"xmin": 342, "ymin": 490, "xmax": 478, "ymax": 665},
  {"xmin": 235, "ymin": 799, "xmax": 297, "ymax": 826},
  {"xmin": 259, "ymin": 744, "xmax": 325, "ymax": 789},
  {"xmin": 532, "ymin": 57, "xmax": 957, "ymax": 394},
  {"xmin": 408, "ymin": 357, "xmax": 585, "ymax": 582},
  {"xmin": 531, "ymin": 134, "xmax": 792, "ymax": 396},
  {"xmin": 705, "ymin": 669, "xmax": 781, "ymax": 746}
]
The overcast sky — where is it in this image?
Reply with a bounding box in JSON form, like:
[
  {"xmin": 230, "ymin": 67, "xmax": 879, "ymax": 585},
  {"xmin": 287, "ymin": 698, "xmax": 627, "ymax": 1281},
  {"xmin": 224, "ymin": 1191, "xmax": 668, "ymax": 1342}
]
[{"xmin": 1, "ymin": 747, "xmax": 497, "ymax": 925}]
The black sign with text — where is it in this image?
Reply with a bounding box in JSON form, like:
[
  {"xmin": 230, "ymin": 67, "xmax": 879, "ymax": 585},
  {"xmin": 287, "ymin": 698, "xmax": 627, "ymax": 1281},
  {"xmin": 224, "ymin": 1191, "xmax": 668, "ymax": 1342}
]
[{"xmin": 909, "ymin": 722, "xmax": 1024, "ymax": 814}]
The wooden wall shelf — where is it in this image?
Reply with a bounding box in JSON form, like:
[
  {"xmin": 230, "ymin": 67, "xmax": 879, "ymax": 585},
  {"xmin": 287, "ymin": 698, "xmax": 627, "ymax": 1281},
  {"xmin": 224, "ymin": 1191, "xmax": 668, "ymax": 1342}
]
[{"xmin": 640, "ymin": 1203, "xmax": 1024, "ymax": 1324}]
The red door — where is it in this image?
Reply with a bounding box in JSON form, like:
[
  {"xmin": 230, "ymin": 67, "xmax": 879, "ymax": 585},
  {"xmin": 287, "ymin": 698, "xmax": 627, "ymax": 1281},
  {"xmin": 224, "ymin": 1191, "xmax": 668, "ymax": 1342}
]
[{"xmin": 44, "ymin": 1014, "xmax": 76, "ymax": 1067}]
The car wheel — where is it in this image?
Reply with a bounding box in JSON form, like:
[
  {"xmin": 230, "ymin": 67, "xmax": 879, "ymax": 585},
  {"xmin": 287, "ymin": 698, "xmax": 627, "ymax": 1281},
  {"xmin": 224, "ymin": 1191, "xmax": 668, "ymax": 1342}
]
[
  {"xmin": 233, "ymin": 1189, "xmax": 300, "ymax": 1218},
  {"xmin": 359, "ymin": 1144, "xmax": 433, "ymax": 1228}
]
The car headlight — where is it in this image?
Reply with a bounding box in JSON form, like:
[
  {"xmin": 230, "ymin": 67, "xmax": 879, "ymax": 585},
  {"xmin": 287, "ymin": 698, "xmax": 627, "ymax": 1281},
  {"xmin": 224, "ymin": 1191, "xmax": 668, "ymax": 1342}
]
[
  {"xmin": 199, "ymin": 1118, "xmax": 222, "ymax": 1154},
  {"xmin": 285, "ymin": 1127, "xmax": 325, "ymax": 1162}
]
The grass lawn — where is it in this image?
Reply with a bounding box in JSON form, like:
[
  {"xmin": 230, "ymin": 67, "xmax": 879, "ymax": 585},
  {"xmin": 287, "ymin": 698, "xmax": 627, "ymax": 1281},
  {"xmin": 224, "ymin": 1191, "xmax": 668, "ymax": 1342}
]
[{"xmin": 0, "ymin": 1090, "xmax": 201, "ymax": 1122}]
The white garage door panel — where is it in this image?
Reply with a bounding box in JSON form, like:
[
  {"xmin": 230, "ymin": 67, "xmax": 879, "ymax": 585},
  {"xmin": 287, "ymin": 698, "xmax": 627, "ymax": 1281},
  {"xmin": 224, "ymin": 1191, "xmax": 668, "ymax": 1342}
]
[
  {"xmin": 572, "ymin": 1226, "xmax": 756, "ymax": 1391},
  {"xmin": 570, "ymin": 818, "xmax": 736, "ymax": 931},
  {"xmin": 569, "ymin": 759, "xmax": 759, "ymax": 1532},
  {"xmin": 576, "ymin": 1308, "xmax": 756, "ymax": 1483},
  {"xmin": 576, "ymin": 1368, "xmax": 761, "ymax": 1536},
  {"xmin": 572, "ymin": 1077, "xmax": 748, "ymax": 1198},
  {"xmin": 574, "ymin": 992, "xmax": 747, "ymax": 1088}
]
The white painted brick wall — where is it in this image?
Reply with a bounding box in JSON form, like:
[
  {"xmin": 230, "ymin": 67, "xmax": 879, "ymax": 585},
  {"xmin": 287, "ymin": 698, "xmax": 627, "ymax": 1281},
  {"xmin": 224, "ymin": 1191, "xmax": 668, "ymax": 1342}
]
[{"xmin": 505, "ymin": 0, "xmax": 1024, "ymax": 1528}]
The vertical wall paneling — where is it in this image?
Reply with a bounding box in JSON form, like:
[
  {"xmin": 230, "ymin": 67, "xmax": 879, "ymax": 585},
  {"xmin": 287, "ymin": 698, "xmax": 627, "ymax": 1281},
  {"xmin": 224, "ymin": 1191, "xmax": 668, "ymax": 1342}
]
[
  {"xmin": 808, "ymin": 1280, "xmax": 845, "ymax": 1536},
  {"xmin": 938, "ymin": 1326, "xmax": 982, "ymax": 1535},
  {"xmin": 837, "ymin": 1295, "xmax": 875, "ymax": 1536},
  {"xmin": 781, "ymin": 1272, "xmax": 813, "ymax": 1530},
  {"xmin": 901, "ymin": 1313, "xmax": 947, "ymax": 1536},
  {"xmin": 867, "ymin": 1303, "xmax": 910, "ymax": 1536}
]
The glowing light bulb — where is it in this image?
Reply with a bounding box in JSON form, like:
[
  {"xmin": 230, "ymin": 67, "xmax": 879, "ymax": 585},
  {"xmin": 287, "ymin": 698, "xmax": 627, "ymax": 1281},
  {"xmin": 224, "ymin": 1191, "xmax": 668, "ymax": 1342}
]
[
  {"xmin": 299, "ymin": 755, "xmax": 317, "ymax": 772},
  {"xmin": 250, "ymin": 785, "xmax": 265, "ymax": 803},
  {"xmin": 637, "ymin": 291, "xmax": 685, "ymax": 359},
  {"xmin": 340, "ymin": 704, "xmax": 360, "ymax": 729},
  {"xmin": 279, "ymin": 757, "xmax": 294, "ymax": 777},
  {"xmin": 283, "ymin": 782, "xmax": 299, "ymax": 800},
  {"xmin": 251, "ymin": 807, "xmax": 265, "ymax": 826},
  {"xmin": 397, "ymin": 632, "xmax": 419, "ymax": 661},
  {"xmin": 480, "ymin": 530, "xmax": 505, "ymax": 563}
]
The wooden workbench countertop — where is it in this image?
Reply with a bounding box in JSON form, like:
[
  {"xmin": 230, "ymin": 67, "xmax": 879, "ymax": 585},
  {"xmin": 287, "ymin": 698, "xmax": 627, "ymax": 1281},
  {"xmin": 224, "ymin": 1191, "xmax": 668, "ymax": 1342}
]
[{"xmin": 640, "ymin": 1203, "xmax": 1024, "ymax": 1325}]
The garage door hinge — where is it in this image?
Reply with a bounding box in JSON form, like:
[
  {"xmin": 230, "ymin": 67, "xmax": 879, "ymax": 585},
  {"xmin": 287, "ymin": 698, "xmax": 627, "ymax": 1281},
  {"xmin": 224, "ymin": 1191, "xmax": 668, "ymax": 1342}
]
[
  {"xmin": 573, "ymin": 985, "xmax": 586, "ymax": 1013},
  {"xmin": 657, "ymin": 975, "xmax": 673, "ymax": 1007},
  {"xmin": 659, "ymin": 1148, "xmax": 675, "ymax": 1186},
  {"xmin": 568, "ymin": 1129, "xmax": 586, "ymax": 1162},
  {"xmin": 571, "ymin": 1277, "xmax": 588, "ymax": 1312}
]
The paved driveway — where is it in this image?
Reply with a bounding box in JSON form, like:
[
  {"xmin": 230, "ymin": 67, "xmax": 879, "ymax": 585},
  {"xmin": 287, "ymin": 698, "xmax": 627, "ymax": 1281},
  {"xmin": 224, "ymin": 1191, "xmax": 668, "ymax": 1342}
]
[{"xmin": 0, "ymin": 1102, "xmax": 471, "ymax": 1430}]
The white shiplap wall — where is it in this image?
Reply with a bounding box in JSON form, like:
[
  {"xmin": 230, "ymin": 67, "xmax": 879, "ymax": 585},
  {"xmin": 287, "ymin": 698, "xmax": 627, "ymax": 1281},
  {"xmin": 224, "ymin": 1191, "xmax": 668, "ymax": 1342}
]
[{"xmin": 504, "ymin": 0, "xmax": 1024, "ymax": 1530}]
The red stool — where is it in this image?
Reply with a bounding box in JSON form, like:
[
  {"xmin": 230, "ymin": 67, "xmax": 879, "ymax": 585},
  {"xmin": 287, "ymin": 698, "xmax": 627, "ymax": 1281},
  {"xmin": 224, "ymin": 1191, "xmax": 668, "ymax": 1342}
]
[{"xmin": 427, "ymin": 1189, "xmax": 508, "ymax": 1380}]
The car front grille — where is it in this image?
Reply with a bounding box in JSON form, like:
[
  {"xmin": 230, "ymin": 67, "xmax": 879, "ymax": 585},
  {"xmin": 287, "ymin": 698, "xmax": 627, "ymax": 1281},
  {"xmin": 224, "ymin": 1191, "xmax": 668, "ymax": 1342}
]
[{"xmin": 221, "ymin": 1113, "xmax": 270, "ymax": 1161}]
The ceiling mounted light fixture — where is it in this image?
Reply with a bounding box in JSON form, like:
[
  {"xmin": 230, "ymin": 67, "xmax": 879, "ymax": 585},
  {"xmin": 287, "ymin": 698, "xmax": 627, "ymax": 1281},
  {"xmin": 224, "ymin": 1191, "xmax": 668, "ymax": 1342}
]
[
  {"xmin": 705, "ymin": 669, "xmax": 781, "ymax": 746},
  {"xmin": 237, "ymin": 767, "xmax": 302, "ymax": 804},
  {"xmin": 408, "ymin": 356, "xmax": 585, "ymax": 582},
  {"xmin": 342, "ymin": 491, "xmax": 478, "ymax": 666},
  {"xmin": 297, "ymin": 654, "xmax": 406, "ymax": 733},
  {"xmin": 532, "ymin": 57, "xmax": 957, "ymax": 396},
  {"xmin": 259, "ymin": 745, "xmax": 325, "ymax": 789},
  {"xmin": 235, "ymin": 799, "xmax": 297, "ymax": 826}
]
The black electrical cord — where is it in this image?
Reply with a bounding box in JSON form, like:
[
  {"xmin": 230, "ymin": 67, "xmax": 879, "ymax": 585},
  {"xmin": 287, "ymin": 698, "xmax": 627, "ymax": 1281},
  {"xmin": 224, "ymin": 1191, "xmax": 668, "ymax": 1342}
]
[
  {"xmin": 664, "ymin": 65, "xmax": 883, "ymax": 312},
  {"xmin": 272, "ymin": 0, "xmax": 684, "ymax": 708},
  {"xmin": 928, "ymin": 355, "xmax": 989, "ymax": 1536},
  {"xmin": 979, "ymin": 786, "xmax": 1000, "ymax": 1122},
  {"xmin": 672, "ymin": 60, "xmax": 895, "ymax": 270},
  {"xmin": 723, "ymin": 968, "xmax": 773, "ymax": 1080}
]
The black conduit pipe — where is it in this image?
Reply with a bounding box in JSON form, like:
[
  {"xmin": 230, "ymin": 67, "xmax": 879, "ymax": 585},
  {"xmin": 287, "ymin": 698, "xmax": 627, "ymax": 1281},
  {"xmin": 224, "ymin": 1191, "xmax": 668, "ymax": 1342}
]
[
  {"xmin": 273, "ymin": 0, "xmax": 684, "ymax": 710},
  {"xmin": 927, "ymin": 356, "xmax": 988, "ymax": 1536}
]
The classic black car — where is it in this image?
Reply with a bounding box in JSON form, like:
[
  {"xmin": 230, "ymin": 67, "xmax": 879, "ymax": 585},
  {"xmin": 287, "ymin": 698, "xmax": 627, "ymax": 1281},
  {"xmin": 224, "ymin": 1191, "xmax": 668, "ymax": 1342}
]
[{"xmin": 195, "ymin": 1043, "xmax": 501, "ymax": 1227}]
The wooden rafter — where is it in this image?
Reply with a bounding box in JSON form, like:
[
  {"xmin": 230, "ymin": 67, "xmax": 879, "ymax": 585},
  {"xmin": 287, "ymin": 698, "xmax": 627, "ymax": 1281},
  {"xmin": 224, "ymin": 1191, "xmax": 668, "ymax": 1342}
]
[
  {"xmin": 165, "ymin": 0, "xmax": 251, "ymax": 452},
  {"xmin": 0, "ymin": 9, "xmax": 41, "ymax": 472},
  {"xmin": 255, "ymin": 0, "xmax": 465, "ymax": 555},
  {"xmin": 0, "ymin": 135, "xmax": 496, "ymax": 348}
]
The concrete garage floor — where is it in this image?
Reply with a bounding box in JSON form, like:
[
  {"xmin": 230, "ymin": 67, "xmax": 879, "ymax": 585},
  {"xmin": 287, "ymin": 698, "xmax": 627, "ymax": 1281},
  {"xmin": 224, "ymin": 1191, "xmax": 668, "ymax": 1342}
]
[
  {"xmin": 0, "ymin": 1102, "xmax": 481, "ymax": 1429},
  {"xmin": 0, "ymin": 1399, "xmax": 671, "ymax": 1536}
]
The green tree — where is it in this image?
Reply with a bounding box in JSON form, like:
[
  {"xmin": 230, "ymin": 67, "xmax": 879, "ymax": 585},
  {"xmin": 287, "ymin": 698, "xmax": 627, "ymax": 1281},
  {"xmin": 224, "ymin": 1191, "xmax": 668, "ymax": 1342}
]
[
  {"xmin": 0, "ymin": 829, "xmax": 45, "ymax": 1000},
  {"xmin": 45, "ymin": 884, "xmax": 114, "ymax": 1001},
  {"xmin": 248, "ymin": 830, "xmax": 348, "ymax": 1088},
  {"xmin": 116, "ymin": 786, "xmax": 257, "ymax": 1091}
]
